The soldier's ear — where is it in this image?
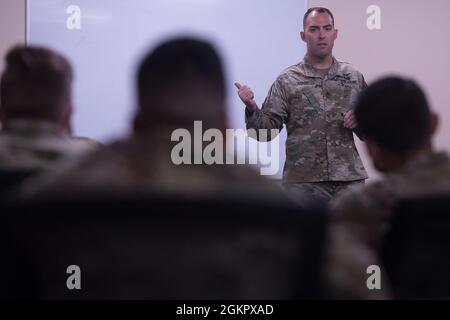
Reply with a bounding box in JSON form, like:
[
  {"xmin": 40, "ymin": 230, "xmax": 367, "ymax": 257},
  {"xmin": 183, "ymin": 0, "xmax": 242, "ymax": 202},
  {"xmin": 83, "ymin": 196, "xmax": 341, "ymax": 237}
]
[
  {"xmin": 60, "ymin": 104, "xmax": 73, "ymax": 134},
  {"xmin": 366, "ymin": 141, "xmax": 388, "ymax": 172},
  {"xmin": 333, "ymin": 28, "xmax": 338, "ymax": 40},
  {"xmin": 430, "ymin": 111, "xmax": 439, "ymax": 137},
  {"xmin": 300, "ymin": 31, "xmax": 306, "ymax": 42},
  {"xmin": 366, "ymin": 140, "xmax": 379, "ymax": 160}
]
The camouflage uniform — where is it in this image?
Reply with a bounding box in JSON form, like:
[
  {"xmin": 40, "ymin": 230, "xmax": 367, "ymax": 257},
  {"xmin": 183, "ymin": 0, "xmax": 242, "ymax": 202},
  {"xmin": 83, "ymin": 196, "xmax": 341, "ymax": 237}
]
[
  {"xmin": 326, "ymin": 151, "xmax": 450, "ymax": 299},
  {"xmin": 22, "ymin": 125, "xmax": 287, "ymax": 201},
  {"xmin": 0, "ymin": 119, "xmax": 98, "ymax": 173},
  {"xmin": 245, "ymin": 57, "xmax": 368, "ymax": 200},
  {"xmin": 16, "ymin": 124, "xmax": 321, "ymax": 300}
]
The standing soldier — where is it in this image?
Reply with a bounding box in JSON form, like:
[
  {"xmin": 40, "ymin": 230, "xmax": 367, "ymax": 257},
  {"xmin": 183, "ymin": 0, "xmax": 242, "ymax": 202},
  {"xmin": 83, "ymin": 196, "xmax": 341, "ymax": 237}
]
[{"xmin": 235, "ymin": 7, "xmax": 368, "ymax": 203}]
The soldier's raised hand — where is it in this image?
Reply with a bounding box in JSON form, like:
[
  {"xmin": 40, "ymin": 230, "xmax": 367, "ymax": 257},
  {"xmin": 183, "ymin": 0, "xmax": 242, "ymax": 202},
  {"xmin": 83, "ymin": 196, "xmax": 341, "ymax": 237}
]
[{"xmin": 235, "ymin": 82, "xmax": 258, "ymax": 111}]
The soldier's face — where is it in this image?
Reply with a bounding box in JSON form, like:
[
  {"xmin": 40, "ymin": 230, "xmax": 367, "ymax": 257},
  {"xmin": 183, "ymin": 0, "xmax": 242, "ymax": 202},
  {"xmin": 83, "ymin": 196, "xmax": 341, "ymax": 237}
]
[{"xmin": 301, "ymin": 12, "xmax": 337, "ymax": 59}]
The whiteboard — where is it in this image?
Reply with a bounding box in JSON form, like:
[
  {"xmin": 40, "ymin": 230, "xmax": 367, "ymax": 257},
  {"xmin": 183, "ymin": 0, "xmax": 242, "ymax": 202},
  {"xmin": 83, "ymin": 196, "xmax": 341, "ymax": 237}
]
[{"xmin": 27, "ymin": 0, "xmax": 307, "ymax": 179}]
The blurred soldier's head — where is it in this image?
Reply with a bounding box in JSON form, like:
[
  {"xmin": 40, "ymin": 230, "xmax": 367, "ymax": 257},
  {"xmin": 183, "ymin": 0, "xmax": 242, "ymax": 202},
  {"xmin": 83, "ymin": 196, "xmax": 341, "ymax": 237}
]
[
  {"xmin": 354, "ymin": 76, "xmax": 439, "ymax": 172},
  {"xmin": 0, "ymin": 46, "xmax": 73, "ymax": 131},
  {"xmin": 301, "ymin": 7, "xmax": 338, "ymax": 61},
  {"xmin": 134, "ymin": 37, "xmax": 227, "ymax": 134}
]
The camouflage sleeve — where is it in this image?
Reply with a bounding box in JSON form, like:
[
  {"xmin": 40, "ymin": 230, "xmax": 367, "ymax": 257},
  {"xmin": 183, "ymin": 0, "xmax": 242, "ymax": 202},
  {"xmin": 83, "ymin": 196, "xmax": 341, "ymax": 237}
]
[
  {"xmin": 330, "ymin": 183, "xmax": 393, "ymax": 248},
  {"xmin": 245, "ymin": 77, "xmax": 288, "ymax": 141},
  {"xmin": 323, "ymin": 189, "xmax": 392, "ymax": 299},
  {"xmin": 329, "ymin": 189, "xmax": 376, "ymax": 245}
]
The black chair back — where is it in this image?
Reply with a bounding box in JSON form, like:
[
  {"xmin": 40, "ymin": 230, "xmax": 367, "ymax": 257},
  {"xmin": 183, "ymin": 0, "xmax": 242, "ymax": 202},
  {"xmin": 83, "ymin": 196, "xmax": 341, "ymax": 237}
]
[
  {"xmin": 381, "ymin": 195, "xmax": 450, "ymax": 299},
  {"xmin": 0, "ymin": 194, "xmax": 327, "ymax": 300},
  {"xmin": 0, "ymin": 168, "xmax": 38, "ymax": 197}
]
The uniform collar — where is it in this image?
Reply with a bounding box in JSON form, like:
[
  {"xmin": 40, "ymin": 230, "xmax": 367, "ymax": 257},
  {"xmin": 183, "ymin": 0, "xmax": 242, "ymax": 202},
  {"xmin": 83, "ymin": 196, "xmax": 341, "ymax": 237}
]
[
  {"xmin": 402, "ymin": 150, "xmax": 449, "ymax": 172},
  {"xmin": 300, "ymin": 56, "xmax": 340, "ymax": 79}
]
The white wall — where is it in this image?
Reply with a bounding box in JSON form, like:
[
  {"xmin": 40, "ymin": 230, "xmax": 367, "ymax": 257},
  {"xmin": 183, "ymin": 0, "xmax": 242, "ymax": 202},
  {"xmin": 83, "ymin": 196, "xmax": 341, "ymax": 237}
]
[{"xmin": 0, "ymin": 0, "xmax": 25, "ymax": 74}]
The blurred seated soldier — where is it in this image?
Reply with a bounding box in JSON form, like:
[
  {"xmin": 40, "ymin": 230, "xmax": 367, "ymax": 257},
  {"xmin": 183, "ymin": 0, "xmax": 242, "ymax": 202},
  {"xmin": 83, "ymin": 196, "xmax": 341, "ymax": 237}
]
[
  {"xmin": 325, "ymin": 76, "xmax": 450, "ymax": 299},
  {"xmin": 23, "ymin": 38, "xmax": 285, "ymax": 200},
  {"xmin": 13, "ymin": 39, "xmax": 325, "ymax": 299},
  {"xmin": 0, "ymin": 46, "xmax": 98, "ymax": 189}
]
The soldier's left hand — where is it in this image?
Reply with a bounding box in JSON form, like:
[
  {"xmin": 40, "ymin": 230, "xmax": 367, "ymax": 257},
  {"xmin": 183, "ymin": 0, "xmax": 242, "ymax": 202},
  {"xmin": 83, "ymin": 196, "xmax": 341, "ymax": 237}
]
[{"xmin": 343, "ymin": 110, "xmax": 357, "ymax": 129}]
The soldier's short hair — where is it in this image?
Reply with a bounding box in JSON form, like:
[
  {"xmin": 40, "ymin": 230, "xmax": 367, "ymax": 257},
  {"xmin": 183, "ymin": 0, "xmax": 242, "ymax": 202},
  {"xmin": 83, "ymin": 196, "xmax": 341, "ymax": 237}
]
[
  {"xmin": 137, "ymin": 37, "xmax": 225, "ymax": 101},
  {"xmin": 355, "ymin": 76, "xmax": 432, "ymax": 153},
  {"xmin": 303, "ymin": 7, "xmax": 335, "ymax": 29},
  {"xmin": 135, "ymin": 37, "xmax": 226, "ymax": 129},
  {"xmin": 0, "ymin": 46, "xmax": 72, "ymax": 123}
]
